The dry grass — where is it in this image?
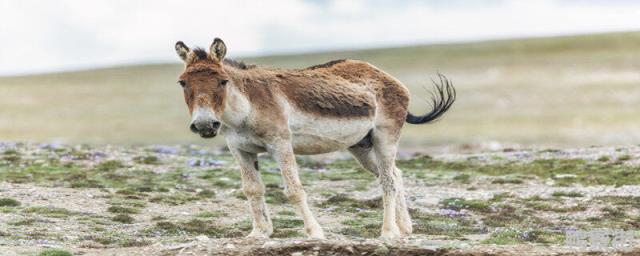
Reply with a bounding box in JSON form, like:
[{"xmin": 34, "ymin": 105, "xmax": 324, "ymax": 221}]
[{"xmin": 2, "ymin": 31, "xmax": 640, "ymax": 147}]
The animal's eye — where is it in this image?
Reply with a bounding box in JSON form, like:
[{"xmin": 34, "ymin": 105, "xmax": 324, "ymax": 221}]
[
  {"xmin": 178, "ymin": 80, "xmax": 186, "ymax": 88},
  {"xmin": 220, "ymin": 79, "xmax": 228, "ymax": 86}
]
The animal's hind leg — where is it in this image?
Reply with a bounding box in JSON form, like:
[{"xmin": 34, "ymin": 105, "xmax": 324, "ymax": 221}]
[
  {"xmin": 394, "ymin": 167, "xmax": 412, "ymax": 235},
  {"xmin": 228, "ymin": 146, "xmax": 273, "ymax": 238},
  {"xmin": 350, "ymin": 126, "xmax": 407, "ymax": 240},
  {"xmin": 372, "ymin": 128, "xmax": 402, "ymax": 240},
  {"xmin": 349, "ymin": 140, "xmax": 412, "ymax": 237}
]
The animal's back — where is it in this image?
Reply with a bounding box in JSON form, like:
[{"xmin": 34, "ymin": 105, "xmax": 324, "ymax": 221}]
[{"xmin": 299, "ymin": 59, "xmax": 412, "ymax": 124}]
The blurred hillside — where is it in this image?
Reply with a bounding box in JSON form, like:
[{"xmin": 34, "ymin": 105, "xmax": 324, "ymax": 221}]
[{"xmin": 1, "ymin": 31, "xmax": 640, "ymax": 149}]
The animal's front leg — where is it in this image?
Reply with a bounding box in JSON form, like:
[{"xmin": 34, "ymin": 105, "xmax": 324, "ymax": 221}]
[
  {"xmin": 229, "ymin": 146, "xmax": 273, "ymax": 238},
  {"xmin": 269, "ymin": 141, "xmax": 325, "ymax": 239}
]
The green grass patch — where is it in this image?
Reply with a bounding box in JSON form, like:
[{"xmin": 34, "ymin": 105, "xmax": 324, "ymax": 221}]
[
  {"xmin": 318, "ymin": 193, "xmax": 381, "ymax": 214},
  {"xmin": 112, "ymin": 214, "xmax": 135, "ymax": 223},
  {"xmin": 412, "ymin": 210, "xmax": 482, "ymax": 237},
  {"xmin": 2, "ymin": 149, "xmax": 19, "ymax": 155},
  {"xmin": 484, "ymin": 228, "xmax": 563, "ymax": 245},
  {"xmin": 482, "ymin": 204, "xmax": 547, "ymax": 228},
  {"xmin": 37, "ymin": 249, "xmax": 73, "ymax": 256},
  {"xmin": 452, "ymin": 173, "xmax": 471, "ymax": 183},
  {"xmin": 9, "ymin": 218, "xmax": 37, "ymax": 226},
  {"xmin": 0, "ymin": 163, "xmax": 182, "ymax": 191},
  {"xmin": 149, "ymin": 219, "xmax": 250, "ymax": 238},
  {"xmin": 108, "ymin": 198, "xmax": 147, "ymax": 209},
  {"xmin": 23, "ymin": 206, "xmax": 74, "ymax": 218},
  {"xmin": 489, "ymin": 192, "xmax": 513, "ymax": 203},
  {"xmin": 340, "ymin": 219, "xmax": 380, "ymax": 238},
  {"xmin": 491, "ymin": 178, "xmax": 524, "ymax": 184},
  {"xmin": 115, "ymin": 188, "xmax": 143, "ymax": 196},
  {"xmin": 197, "ymin": 189, "xmax": 216, "ymax": 198},
  {"xmin": 134, "ymin": 155, "xmax": 161, "ymax": 165},
  {"xmin": 602, "ymin": 207, "xmax": 626, "ymax": 219},
  {"xmin": 148, "ymin": 193, "xmax": 199, "ymax": 205},
  {"xmin": 617, "ymin": 154, "xmax": 632, "ymax": 161},
  {"xmin": 440, "ymin": 198, "xmax": 491, "ymax": 213},
  {"xmin": 399, "ymin": 158, "xmax": 640, "ymax": 186},
  {"xmin": 0, "ymin": 197, "xmax": 20, "ymax": 207},
  {"xmin": 523, "ymin": 201, "xmax": 586, "ymax": 212},
  {"xmin": 265, "ymin": 190, "xmax": 289, "ymax": 204},
  {"xmin": 151, "ymin": 215, "xmax": 167, "ymax": 221},
  {"xmin": 551, "ymin": 191, "xmax": 583, "ymax": 197},
  {"xmin": 272, "ymin": 217, "xmax": 305, "ymax": 238},
  {"xmin": 92, "ymin": 232, "xmax": 150, "ymax": 247},
  {"xmin": 195, "ymin": 211, "xmax": 225, "ymax": 218},
  {"xmin": 95, "ymin": 160, "xmax": 125, "ymax": 171},
  {"xmin": 594, "ymin": 196, "xmax": 640, "ymax": 209},
  {"xmin": 107, "ymin": 206, "xmax": 139, "ymax": 214}
]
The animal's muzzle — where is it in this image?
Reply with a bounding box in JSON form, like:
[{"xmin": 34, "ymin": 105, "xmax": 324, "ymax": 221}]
[{"xmin": 190, "ymin": 120, "xmax": 221, "ymax": 138}]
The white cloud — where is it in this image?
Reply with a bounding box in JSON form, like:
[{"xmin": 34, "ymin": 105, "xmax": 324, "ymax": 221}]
[{"xmin": 0, "ymin": 0, "xmax": 639, "ymax": 75}]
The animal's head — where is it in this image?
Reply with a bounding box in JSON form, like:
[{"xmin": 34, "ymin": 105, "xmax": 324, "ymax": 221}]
[{"xmin": 175, "ymin": 38, "xmax": 230, "ymax": 138}]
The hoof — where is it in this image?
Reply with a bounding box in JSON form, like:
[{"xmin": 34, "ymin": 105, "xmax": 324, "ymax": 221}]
[
  {"xmin": 380, "ymin": 228, "xmax": 402, "ymax": 242},
  {"xmin": 306, "ymin": 228, "xmax": 325, "ymax": 239},
  {"xmin": 246, "ymin": 230, "xmax": 271, "ymax": 239},
  {"xmin": 398, "ymin": 222, "xmax": 413, "ymax": 235},
  {"xmin": 400, "ymin": 226, "xmax": 413, "ymax": 236}
]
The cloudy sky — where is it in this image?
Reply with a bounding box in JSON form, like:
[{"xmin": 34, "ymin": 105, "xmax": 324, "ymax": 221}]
[{"xmin": 1, "ymin": 0, "xmax": 639, "ymax": 75}]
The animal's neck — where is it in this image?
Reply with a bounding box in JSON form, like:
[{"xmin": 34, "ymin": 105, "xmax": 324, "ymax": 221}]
[{"xmin": 219, "ymin": 67, "xmax": 251, "ymax": 128}]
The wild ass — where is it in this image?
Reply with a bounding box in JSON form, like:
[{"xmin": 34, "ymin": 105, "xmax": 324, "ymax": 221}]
[{"xmin": 174, "ymin": 38, "xmax": 456, "ymax": 240}]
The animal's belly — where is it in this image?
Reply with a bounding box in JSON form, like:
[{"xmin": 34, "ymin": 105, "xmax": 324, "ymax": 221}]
[{"xmin": 289, "ymin": 112, "xmax": 374, "ymax": 155}]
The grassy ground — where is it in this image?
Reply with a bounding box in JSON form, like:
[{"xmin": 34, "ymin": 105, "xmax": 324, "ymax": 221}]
[
  {"xmin": 1, "ymin": 143, "xmax": 639, "ymax": 255},
  {"xmin": 2, "ymin": 31, "xmax": 640, "ymax": 148}
]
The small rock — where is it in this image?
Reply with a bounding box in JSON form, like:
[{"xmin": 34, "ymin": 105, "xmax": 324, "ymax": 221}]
[
  {"xmin": 195, "ymin": 235, "xmax": 209, "ymax": 241},
  {"xmin": 555, "ymin": 174, "xmax": 577, "ymax": 179},
  {"xmin": 345, "ymin": 246, "xmax": 354, "ymax": 253},
  {"xmin": 263, "ymin": 241, "xmax": 279, "ymax": 247}
]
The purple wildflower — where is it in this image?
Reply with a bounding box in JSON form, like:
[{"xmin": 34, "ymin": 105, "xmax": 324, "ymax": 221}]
[
  {"xmin": 438, "ymin": 208, "xmax": 466, "ymax": 218},
  {"xmin": 152, "ymin": 145, "xmax": 178, "ymax": 155},
  {"xmin": 187, "ymin": 157, "xmax": 225, "ymax": 167},
  {"xmin": 0, "ymin": 141, "xmax": 17, "ymax": 151}
]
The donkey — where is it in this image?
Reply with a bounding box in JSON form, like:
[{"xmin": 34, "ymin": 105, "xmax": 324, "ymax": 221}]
[{"xmin": 174, "ymin": 38, "xmax": 455, "ymax": 240}]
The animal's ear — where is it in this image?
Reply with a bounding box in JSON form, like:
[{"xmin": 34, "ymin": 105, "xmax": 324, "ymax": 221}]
[
  {"xmin": 175, "ymin": 41, "xmax": 191, "ymax": 62},
  {"xmin": 209, "ymin": 38, "xmax": 227, "ymax": 62}
]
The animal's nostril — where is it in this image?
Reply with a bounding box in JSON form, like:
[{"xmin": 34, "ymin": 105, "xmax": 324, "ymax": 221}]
[
  {"xmin": 190, "ymin": 123, "xmax": 199, "ymax": 133},
  {"xmin": 212, "ymin": 121, "xmax": 221, "ymax": 128}
]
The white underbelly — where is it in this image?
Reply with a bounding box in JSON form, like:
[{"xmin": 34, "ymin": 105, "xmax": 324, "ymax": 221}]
[{"xmin": 288, "ymin": 111, "xmax": 374, "ymax": 155}]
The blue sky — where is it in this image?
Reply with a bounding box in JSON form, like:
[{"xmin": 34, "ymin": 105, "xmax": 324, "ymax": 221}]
[{"xmin": 1, "ymin": 0, "xmax": 639, "ymax": 75}]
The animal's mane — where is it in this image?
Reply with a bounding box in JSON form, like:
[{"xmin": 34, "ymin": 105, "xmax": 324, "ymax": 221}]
[
  {"xmin": 191, "ymin": 47, "xmax": 253, "ymax": 70},
  {"xmin": 192, "ymin": 47, "xmax": 209, "ymax": 60},
  {"xmin": 223, "ymin": 58, "xmax": 252, "ymax": 70},
  {"xmin": 304, "ymin": 59, "xmax": 346, "ymax": 70}
]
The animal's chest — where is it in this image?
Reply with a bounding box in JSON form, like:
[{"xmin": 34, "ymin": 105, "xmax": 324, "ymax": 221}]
[{"xmin": 222, "ymin": 127, "xmax": 267, "ymax": 154}]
